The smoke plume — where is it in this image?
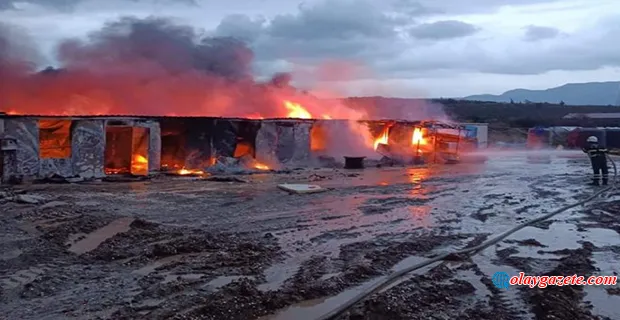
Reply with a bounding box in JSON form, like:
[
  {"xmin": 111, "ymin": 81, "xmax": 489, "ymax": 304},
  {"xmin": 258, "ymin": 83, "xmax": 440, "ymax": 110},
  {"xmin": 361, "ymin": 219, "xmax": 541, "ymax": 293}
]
[{"xmin": 0, "ymin": 15, "xmax": 448, "ymax": 123}]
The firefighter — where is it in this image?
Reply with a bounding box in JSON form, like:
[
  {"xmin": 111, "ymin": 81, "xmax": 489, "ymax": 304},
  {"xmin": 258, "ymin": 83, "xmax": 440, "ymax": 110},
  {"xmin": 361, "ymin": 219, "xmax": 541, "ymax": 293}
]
[{"xmin": 582, "ymin": 136, "xmax": 608, "ymax": 186}]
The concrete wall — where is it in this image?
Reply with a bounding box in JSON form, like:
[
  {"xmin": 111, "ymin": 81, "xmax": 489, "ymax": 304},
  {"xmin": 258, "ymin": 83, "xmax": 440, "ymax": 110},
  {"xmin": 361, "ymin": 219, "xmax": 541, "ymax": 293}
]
[
  {"xmin": 72, "ymin": 120, "xmax": 106, "ymax": 178},
  {"xmin": 5, "ymin": 118, "xmax": 40, "ymax": 178},
  {"xmin": 255, "ymin": 119, "xmax": 312, "ymax": 166},
  {"xmin": 135, "ymin": 120, "xmax": 161, "ymax": 173}
]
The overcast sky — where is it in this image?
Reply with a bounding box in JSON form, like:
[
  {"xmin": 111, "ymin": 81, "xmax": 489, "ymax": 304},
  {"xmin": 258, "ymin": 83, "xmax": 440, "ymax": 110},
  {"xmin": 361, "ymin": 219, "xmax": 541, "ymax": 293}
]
[{"xmin": 1, "ymin": 0, "xmax": 619, "ymax": 97}]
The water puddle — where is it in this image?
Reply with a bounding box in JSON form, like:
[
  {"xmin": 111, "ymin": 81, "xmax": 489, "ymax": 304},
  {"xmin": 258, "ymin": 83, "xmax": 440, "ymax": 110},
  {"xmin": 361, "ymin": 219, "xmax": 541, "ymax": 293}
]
[
  {"xmin": 508, "ymin": 222, "xmax": 620, "ymax": 252},
  {"xmin": 319, "ymin": 273, "xmax": 340, "ymax": 281},
  {"xmin": 204, "ymin": 275, "xmax": 255, "ymax": 290},
  {"xmin": 132, "ymin": 254, "xmax": 191, "ymax": 276},
  {"xmin": 162, "ymin": 273, "xmax": 205, "ymax": 284},
  {"xmin": 257, "ymin": 262, "xmax": 300, "ymax": 292},
  {"xmin": 68, "ymin": 217, "xmax": 134, "ymax": 254},
  {"xmin": 0, "ymin": 249, "xmax": 22, "ymax": 261},
  {"xmin": 458, "ymin": 269, "xmax": 492, "ymax": 298}
]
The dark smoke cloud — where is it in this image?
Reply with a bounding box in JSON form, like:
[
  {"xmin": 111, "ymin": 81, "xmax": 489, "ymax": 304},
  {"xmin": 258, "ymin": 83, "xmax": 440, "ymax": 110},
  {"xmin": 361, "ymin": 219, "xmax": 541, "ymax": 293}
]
[
  {"xmin": 0, "ymin": 16, "xmax": 296, "ymax": 116},
  {"xmin": 58, "ymin": 17, "xmax": 254, "ymax": 80},
  {"xmin": 0, "ymin": 15, "xmax": 442, "ymax": 123}
]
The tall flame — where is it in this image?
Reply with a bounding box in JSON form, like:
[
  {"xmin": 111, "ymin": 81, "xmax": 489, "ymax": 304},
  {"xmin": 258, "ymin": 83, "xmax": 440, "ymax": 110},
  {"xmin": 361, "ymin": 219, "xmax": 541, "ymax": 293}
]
[
  {"xmin": 284, "ymin": 101, "xmax": 312, "ymax": 119},
  {"xmin": 131, "ymin": 154, "xmax": 148, "ymax": 174},
  {"xmin": 373, "ymin": 126, "xmax": 390, "ymax": 150},
  {"xmin": 412, "ymin": 128, "xmax": 426, "ymax": 146}
]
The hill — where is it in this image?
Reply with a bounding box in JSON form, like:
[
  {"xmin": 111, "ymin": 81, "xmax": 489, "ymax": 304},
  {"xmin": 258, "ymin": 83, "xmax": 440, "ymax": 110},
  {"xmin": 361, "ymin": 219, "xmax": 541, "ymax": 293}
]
[
  {"xmin": 464, "ymin": 81, "xmax": 620, "ymax": 106},
  {"xmin": 343, "ymin": 97, "xmax": 620, "ymax": 127}
]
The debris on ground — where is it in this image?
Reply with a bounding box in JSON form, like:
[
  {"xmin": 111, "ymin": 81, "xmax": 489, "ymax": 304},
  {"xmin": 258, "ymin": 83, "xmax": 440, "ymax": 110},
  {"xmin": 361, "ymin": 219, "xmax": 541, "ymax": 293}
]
[
  {"xmin": 206, "ymin": 176, "xmax": 249, "ymax": 183},
  {"xmin": 277, "ymin": 183, "xmax": 327, "ymax": 194}
]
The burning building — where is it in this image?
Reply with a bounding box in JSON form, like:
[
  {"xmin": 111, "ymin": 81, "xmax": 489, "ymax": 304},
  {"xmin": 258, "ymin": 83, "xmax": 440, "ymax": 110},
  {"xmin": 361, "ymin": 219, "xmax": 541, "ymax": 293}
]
[
  {"xmin": 0, "ymin": 16, "xmax": 481, "ymax": 183},
  {"xmin": 0, "ymin": 115, "xmax": 160, "ymax": 183},
  {"xmin": 0, "ymin": 111, "xmax": 477, "ymax": 183}
]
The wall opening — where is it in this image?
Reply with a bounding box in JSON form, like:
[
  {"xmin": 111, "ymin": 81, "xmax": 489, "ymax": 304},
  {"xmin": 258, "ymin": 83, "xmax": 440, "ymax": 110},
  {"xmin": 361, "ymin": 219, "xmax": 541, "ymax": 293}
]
[
  {"xmin": 39, "ymin": 119, "xmax": 72, "ymax": 159},
  {"xmin": 161, "ymin": 131, "xmax": 186, "ymax": 170},
  {"xmin": 105, "ymin": 126, "xmax": 150, "ymax": 176},
  {"xmin": 233, "ymin": 139, "xmax": 254, "ymax": 158},
  {"xmin": 310, "ymin": 122, "xmax": 328, "ymax": 154},
  {"xmin": 232, "ymin": 121, "xmax": 260, "ymax": 160}
]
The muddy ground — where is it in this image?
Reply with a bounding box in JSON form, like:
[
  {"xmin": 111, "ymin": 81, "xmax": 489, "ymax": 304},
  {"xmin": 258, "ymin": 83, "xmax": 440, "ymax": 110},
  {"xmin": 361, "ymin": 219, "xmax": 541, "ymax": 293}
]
[{"xmin": 1, "ymin": 151, "xmax": 620, "ymax": 320}]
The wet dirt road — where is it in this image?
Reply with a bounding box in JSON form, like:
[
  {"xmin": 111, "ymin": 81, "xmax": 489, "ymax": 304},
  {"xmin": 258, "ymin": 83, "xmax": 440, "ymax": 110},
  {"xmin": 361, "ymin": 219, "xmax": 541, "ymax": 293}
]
[{"xmin": 1, "ymin": 151, "xmax": 620, "ymax": 320}]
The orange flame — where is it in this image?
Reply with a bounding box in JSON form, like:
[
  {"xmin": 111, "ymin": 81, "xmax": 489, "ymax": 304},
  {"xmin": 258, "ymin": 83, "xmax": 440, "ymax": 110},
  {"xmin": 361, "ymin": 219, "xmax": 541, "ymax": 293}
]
[
  {"xmin": 373, "ymin": 126, "xmax": 390, "ymax": 150},
  {"xmin": 284, "ymin": 100, "xmax": 312, "ymax": 119},
  {"xmin": 254, "ymin": 163, "xmax": 270, "ymax": 170},
  {"xmin": 177, "ymin": 168, "xmax": 204, "ymax": 175},
  {"xmin": 132, "ymin": 154, "xmax": 148, "ymax": 172},
  {"xmin": 412, "ymin": 128, "xmax": 426, "ymax": 146}
]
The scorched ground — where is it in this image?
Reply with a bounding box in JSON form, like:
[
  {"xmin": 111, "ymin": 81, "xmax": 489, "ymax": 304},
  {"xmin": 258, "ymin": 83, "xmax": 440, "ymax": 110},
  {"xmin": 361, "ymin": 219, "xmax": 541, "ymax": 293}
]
[{"xmin": 1, "ymin": 152, "xmax": 620, "ymax": 320}]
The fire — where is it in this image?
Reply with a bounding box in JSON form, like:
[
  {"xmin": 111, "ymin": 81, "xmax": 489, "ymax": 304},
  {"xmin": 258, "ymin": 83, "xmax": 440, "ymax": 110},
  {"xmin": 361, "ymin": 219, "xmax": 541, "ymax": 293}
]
[
  {"xmin": 177, "ymin": 168, "xmax": 204, "ymax": 175},
  {"xmin": 254, "ymin": 163, "xmax": 270, "ymax": 170},
  {"xmin": 131, "ymin": 154, "xmax": 148, "ymax": 174},
  {"xmin": 412, "ymin": 128, "xmax": 426, "ymax": 146},
  {"xmin": 246, "ymin": 113, "xmax": 264, "ymax": 119},
  {"xmin": 373, "ymin": 126, "xmax": 390, "ymax": 150},
  {"xmin": 284, "ymin": 100, "xmax": 312, "ymax": 119}
]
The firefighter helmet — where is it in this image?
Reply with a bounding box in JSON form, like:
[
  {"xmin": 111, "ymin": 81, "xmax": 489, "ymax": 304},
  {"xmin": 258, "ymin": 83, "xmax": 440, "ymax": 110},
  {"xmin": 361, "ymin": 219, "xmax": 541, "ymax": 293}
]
[{"xmin": 587, "ymin": 136, "xmax": 598, "ymax": 143}]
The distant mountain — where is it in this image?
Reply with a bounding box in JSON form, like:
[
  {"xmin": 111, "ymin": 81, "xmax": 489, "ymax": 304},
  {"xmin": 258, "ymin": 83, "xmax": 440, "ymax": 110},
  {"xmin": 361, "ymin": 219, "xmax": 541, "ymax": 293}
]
[{"xmin": 464, "ymin": 81, "xmax": 620, "ymax": 106}]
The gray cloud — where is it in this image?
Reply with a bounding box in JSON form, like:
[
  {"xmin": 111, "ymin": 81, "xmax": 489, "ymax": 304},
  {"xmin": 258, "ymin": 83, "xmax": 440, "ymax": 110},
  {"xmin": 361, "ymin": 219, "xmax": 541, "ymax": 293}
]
[
  {"xmin": 214, "ymin": 0, "xmax": 407, "ymax": 65},
  {"xmin": 266, "ymin": 0, "xmax": 399, "ymax": 40},
  {"xmin": 409, "ymin": 20, "xmax": 479, "ymax": 40},
  {"xmin": 393, "ymin": 0, "xmax": 563, "ymax": 16},
  {"xmin": 1, "ymin": 0, "xmax": 195, "ymax": 11},
  {"xmin": 523, "ymin": 25, "xmax": 560, "ymax": 41},
  {"xmin": 214, "ymin": 14, "xmax": 265, "ymax": 42},
  {"xmin": 378, "ymin": 15, "xmax": 620, "ymax": 76}
]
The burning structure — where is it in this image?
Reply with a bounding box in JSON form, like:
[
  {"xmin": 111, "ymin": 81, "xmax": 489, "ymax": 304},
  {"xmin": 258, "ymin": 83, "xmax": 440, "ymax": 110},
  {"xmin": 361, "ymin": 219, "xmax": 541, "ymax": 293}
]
[
  {"xmin": 0, "ymin": 115, "xmax": 160, "ymax": 182},
  {"xmin": 0, "ymin": 112, "xmax": 478, "ymax": 183},
  {"xmin": 0, "ymin": 16, "xmax": 484, "ymax": 183}
]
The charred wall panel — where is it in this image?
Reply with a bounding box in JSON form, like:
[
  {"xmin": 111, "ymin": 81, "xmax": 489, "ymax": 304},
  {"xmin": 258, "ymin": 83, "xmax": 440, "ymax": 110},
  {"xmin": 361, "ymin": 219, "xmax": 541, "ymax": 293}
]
[
  {"xmin": 255, "ymin": 122, "xmax": 278, "ymax": 165},
  {"xmin": 72, "ymin": 120, "xmax": 105, "ymax": 178},
  {"xmin": 184, "ymin": 119, "xmax": 214, "ymax": 169},
  {"xmin": 5, "ymin": 118, "xmax": 39, "ymax": 177},
  {"xmin": 105, "ymin": 127, "xmax": 133, "ymax": 173},
  {"xmin": 388, "ymin": 123, "xmax": 414, "ymax": 148},
  {"xmin": 212, "ymin": 120, "xmax": 238, "ymax": 158},
  {"xmin": 159, "ymin": 118, "xmax": 215, "ymax": 170}
]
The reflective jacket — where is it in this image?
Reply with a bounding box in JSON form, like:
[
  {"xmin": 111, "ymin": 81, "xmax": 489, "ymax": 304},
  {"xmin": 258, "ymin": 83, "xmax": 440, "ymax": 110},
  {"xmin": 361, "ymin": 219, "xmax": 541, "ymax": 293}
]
[{"xmin": 582, "ymin": 145, "xmax": 608, "ymax": 160}]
